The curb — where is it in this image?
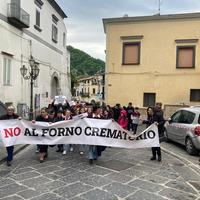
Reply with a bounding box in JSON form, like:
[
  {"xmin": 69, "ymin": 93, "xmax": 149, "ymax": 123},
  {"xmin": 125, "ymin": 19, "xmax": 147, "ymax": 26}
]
[
  {"xmin": 162, "ymin": 146, "xmax": 200, "ymax": 173},
  {"xmin": 0, "ymin": 145, "xmax": 29, "ymax": 164}
]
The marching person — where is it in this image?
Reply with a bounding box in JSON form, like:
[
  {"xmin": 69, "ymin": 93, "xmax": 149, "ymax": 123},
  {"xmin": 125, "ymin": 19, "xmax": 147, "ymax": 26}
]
[
  {"xmin": 153, "ymin": 102, "xmax": 165, "ymax": 160},
  {"xmin": 78, "ymin": 107, "xmax": 86, "ymax": 155},
  {"xmin": 118, "ymin": 108, "xmax": 128, "ymax": 130},
  {"xmin": 87, "ymin": 105, "xmax": 106, "ymax": 164},
  {"xmin": 48, "ymin": 109, "xmax": 55, "ymax": 123},
  {"xmin": 33, "ymin": 107, "xmax": 50, "ymax": 163},
  {"xmin": 0, "ymin": 105, "xmax": 21, "ymax": 166},
  {"xmin": 131, "ymin": 107, "xmax": 140, "ymax": 134},
  {"xmin": 54, "ymin": 108, "xmax": 65, "ymax": 153},
  {"xmin": 143, "ymin": 106, "xmax": 165, "ymax": 162},
  {"xmin": 62, "ymin": 109, "xmax": 73, "ymax": 155},
  {"xmin": 105, "ymin": 105, "xmax": 114, "ymax": 119},
  {"xmin": 126, "ymin": 102, "xmax": 134, "ymax": 131},
  {"xmin": 112, "ymin": 103, "xmax": 121, "ymax": 122}
]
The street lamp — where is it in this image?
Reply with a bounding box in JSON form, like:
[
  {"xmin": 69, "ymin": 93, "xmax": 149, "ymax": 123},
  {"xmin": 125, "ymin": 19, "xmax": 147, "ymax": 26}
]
[{"xmin": 20, "ymin": 56, "xmax": 40, "ymax": 120}]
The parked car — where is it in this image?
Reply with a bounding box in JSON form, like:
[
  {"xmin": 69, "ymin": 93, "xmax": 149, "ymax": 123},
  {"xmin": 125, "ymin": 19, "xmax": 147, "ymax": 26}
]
[{"xmin": 164, "ymin": 106, "xmax": 200, "ymax": 155}]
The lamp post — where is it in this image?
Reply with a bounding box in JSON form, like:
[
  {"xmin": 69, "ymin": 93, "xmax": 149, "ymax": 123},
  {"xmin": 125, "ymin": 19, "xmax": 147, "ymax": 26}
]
[{"xmin": 20, "ymin": 56, "xmax": 40, "ymax": 120}]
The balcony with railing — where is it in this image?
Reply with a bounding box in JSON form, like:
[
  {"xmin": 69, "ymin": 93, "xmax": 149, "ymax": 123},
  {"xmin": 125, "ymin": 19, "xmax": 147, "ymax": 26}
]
[
  {"xmin": 7, "ymin": 3, "xmax": 30, "ymax": 29},
  {"xmin": 80, "ymin": 92, "xmax": 90, "ymax": 98}
]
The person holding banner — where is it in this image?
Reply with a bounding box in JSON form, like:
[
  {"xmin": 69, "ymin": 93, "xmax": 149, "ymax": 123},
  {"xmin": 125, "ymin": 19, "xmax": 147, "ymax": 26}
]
[
  {"xmin": 87, "ymin": 105, "xmax": 106, "ymax": 164},
  {"xmin": 54, "ymin": 108, "xmax": 65, "ymax": 153},
  {"xmin": 34, "ymin": 107, "xmax": 51, "ymax": 163},
  {"xmin": 78, "ymin": 107, "xmax": 87, "ymax": 155},
  {"xmin": 143, "ymin": 106, "xmax": 165, "ymax": 162},
  {"xmin": 0, "ymin": 105, "xmax": 21, "ymax": 166},
  {"xmin": 63, "ymin": 109, "xmax": 73, "ymax": 155}
]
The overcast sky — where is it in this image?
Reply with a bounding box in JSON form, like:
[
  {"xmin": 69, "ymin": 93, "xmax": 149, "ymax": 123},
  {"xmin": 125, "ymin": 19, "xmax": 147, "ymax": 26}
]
[{"xmin": 57, "ymin": 0, "xmax": 200, "ymax": 60}]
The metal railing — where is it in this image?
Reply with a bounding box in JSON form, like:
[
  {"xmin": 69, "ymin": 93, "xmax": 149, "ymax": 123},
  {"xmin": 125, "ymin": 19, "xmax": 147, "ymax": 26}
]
[{"xmin": 7, "ymin": 3, "xmax": 30, "ymax": 27}]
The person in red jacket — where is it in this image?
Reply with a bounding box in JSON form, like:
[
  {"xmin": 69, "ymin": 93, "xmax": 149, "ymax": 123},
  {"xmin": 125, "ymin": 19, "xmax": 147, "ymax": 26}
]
[{"xmin": 118, "ymin": 109, "xmax": 128, "ymax": 129}]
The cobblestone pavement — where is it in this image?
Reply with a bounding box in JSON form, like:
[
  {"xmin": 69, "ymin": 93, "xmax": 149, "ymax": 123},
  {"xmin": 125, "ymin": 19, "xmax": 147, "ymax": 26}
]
[
  {"xmin": 0, "ymin": 145, "xmax": 28, "ymax": 163},
  {"xmin": 0, "ymin": 144, "xmax": 200, "ymax": 200}
]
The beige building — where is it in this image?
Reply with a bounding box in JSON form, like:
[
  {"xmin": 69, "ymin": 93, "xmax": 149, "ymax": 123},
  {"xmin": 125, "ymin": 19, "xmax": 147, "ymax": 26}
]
[
  {"xmin": 75, "ymin": 75, "xmax": 104, "ymax": 102},
  {"xmin": 103, "ymin": 13, "xmax": 200, "ymax": 107}
]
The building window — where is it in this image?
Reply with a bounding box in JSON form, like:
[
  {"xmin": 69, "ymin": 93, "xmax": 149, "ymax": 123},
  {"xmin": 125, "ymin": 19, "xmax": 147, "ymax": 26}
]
[
  {"xmin": 34, "ymin": 9, "xmax": 42, "ymax": 32},
  {"xmin": 34, "ymin": 0, "xmax": 43, "ymax": 8},
  {"xmin": 52, "ymin": 24, "xmax": 58, "ymax": 43},
  {"xmin": 36, "ymin": 10, "xmax": 40, "ymax": 27},
  {"xmin": 52, "ymin": 14, "xmax": 59, "ymax": 25},
  {"xmin": 63, "ymin": 32, "xmax": 66, "ymax": 47},
  {"xmin": 3, "ymin": 57, "xmax": 11, "ymax": 85},
  {"xmin": 143, "ymin": 93, "xmax": 156, "ymax": 107},
  {"xmin": 190, "ymin": 89, "xmax": 200, "ymax": 102},
  {"xmin": 176, "ymin": 46, "xmax": 195, "ymax": 68},
  {"xmin": 93, "ymin": 88, "xmax": 96, "ymax": 94},
  {"xmin": 5, "ymin": 102, "xmax": 13, "ymax": 107},
  {"xmin": 122, "ymin": 42, "xmax": 140, "ymax": 65}
]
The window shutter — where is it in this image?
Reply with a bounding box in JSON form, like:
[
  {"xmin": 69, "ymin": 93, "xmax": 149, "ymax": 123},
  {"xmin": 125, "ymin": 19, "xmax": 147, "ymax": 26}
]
[
  {"xmin": 178, "ymin": 48, "xmax": 193, "ymax": 67},
  {"xmin": 123, "ymin": 42, "xmax": 140, "ymax": 65}
]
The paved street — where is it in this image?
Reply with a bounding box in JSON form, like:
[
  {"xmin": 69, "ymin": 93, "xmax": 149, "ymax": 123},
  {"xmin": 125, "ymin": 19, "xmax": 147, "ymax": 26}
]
[
  {"xmin": 162, "ymin": 141, "xmax": 200, "ymax": 171},
  {"xmin": 0, "ymin": 143, "xmax": 200, "ymax": 200}
]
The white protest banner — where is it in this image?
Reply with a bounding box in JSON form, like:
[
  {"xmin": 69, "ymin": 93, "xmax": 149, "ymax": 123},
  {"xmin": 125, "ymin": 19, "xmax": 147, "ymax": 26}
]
[
  {"xmin": 72, "ymin": 113, "xmax": 88, "ymax": 120},
  {"xmin": 0, "ymin": 119, "xmax": 160, "ymax": 148}
]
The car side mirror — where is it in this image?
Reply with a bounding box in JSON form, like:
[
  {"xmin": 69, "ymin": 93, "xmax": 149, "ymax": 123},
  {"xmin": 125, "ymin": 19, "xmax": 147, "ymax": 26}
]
[{"xmin": 168, "ymin": 117, "xmax": 172, "ymax": 123}]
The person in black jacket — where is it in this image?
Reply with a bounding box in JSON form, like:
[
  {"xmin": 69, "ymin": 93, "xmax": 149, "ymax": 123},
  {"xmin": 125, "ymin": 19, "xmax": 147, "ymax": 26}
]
[
  {"xmin": 126, "ymin": 102, "xmax": 134, "ymax": 131},
  {"xmin": 112, "ymin": 103, "xmax": 121, "ymax": 122},
  {"xmin": 0, "ymin": 105, "xmax": 21, "ymax": 166},
  {"xmin": 87, "ymin": 105, "xmax": 106, "ymax": 164},
  {"xmin": 143, "ymin": 106, "xmax": 165, "ymax": 162},
  {"xmin": 54, "ymin": 108, "xmax": 65, "ymax": 152},
  {"xmin": 33, "ymin": 107, "xmax": 50, "ymax": 163}
]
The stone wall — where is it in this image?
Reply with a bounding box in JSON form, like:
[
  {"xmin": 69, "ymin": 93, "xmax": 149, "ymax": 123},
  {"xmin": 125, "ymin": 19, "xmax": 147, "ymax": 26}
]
[
  {"xmin": 138, "ymin": 104, "xmax": 190, "ymax": 120},
  {"xmin": 163, "ymin": 104, "xmax": 189, "ymax": 119}
]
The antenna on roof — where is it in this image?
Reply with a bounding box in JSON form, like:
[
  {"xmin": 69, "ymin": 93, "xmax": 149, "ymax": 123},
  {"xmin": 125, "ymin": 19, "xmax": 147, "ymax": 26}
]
[
  {"xmin": 123, "ymin": 14, "xmax": 129, "ymax": 18},
  {"xmin": 158, "ymin": 0, "xmax": 162, "ymax": 15}
]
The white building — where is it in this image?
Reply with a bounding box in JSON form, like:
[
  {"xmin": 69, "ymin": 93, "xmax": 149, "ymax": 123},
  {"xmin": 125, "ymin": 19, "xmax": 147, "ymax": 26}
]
[
  {"xmin": 75, "ymin": 74, "xmax": 105, "ymax": 103},
  {"xmin": 0, "ymin": 0, "xmax": 71, "ymax": 117}
]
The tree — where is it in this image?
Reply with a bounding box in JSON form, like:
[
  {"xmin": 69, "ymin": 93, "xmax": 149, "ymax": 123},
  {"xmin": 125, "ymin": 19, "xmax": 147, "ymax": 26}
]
[{"xmin": 67, "ymin": 46, "xmax": 105, "ymax": 95}]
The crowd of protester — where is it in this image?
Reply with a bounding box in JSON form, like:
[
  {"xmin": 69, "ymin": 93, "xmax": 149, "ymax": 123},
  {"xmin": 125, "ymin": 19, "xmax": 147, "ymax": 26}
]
[{"xmin": 0, "ymin": 100, "xmax": 165, "ymax": 166}]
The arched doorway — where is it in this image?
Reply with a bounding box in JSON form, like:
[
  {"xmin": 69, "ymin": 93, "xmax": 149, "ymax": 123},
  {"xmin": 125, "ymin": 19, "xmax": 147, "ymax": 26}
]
[{"xmin": 51, "ymin": 74, "xmax": 60, "ymax": 98}]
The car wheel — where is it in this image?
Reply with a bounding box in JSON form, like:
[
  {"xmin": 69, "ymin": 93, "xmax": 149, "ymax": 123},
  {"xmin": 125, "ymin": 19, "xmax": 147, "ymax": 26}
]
[{"xmin": 185, "ymin": 137, "xmax": 198, "ymax": 155}]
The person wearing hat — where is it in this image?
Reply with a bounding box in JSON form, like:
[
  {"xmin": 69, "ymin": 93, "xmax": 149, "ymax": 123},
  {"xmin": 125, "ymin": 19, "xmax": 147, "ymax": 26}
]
[{"xmin": 0, "ymin": 105, "xmax": 21, "ymax": 166}]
